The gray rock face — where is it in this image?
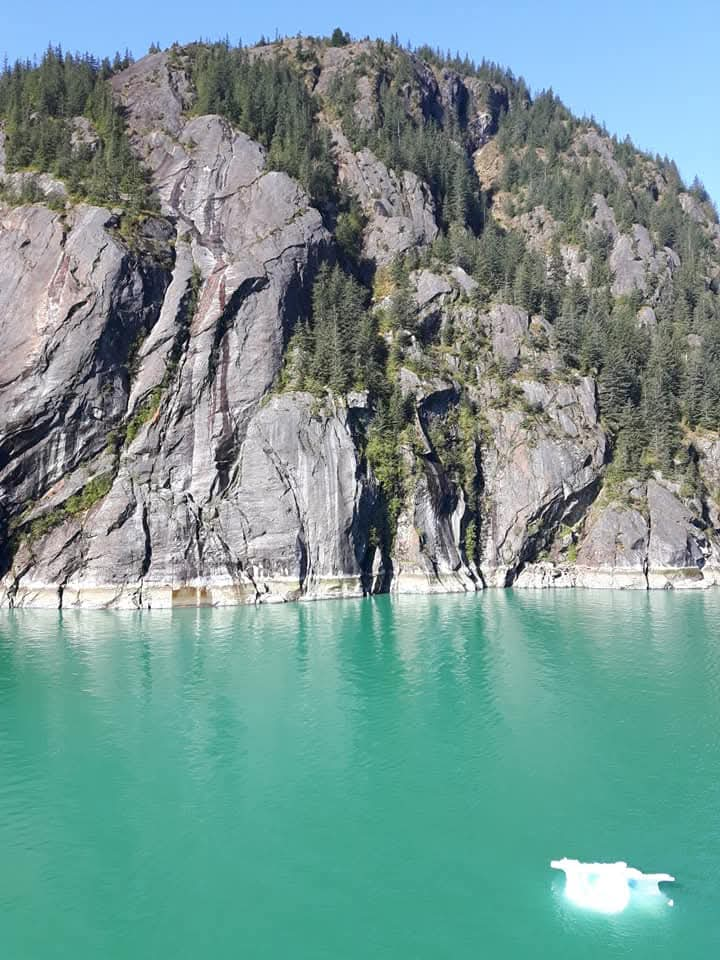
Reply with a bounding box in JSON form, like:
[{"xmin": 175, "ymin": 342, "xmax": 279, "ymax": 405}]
[
  {"xmin": 695, "ymin": 437, "xmax": 720, "ymax": 532},
  {"xmin": 111, "ymin": 59, "xmax": 331, "ymax": 498},
  {"xmin": 413, "ymin": 269, "xmax": 452, "ymax": 310},
  {"xmin": 679, "ymin": 192, "xmax": 720, "ymax": 244},
  {"xmin": 477, "ymin": 375, "xmax": 606, "ymax": 586},
  {"xmin": 696, "ymin": 436, "xmax": 720, "ymax": 493},
  {"xmin": 111, "ymin": 51, "xmax": 191, "ymax": 139},
  {"xmin": 216, "ymin": 394, "xmax": 375, "ymax": 601},
  {"xmin": 449, "ymin": 266, "xmax": 478, "ymax": 295},
  {"xmin": 5, "ymin": 393, "xmax": 378, "ymax": 608},
  {"xmin": 314, "ymin": 42, "xmax": 377, "ymax": 126},
  {"xmin": 645, "ymin": 480, "xmax": 710, "ymax": 586},
  {"xmin": 561, "ymin": 244, "xmax": 591, "ymax": 284},
  {"xmin": 518, "ymin": 205, "xmax": 558, "ymax": 249},
  {"xmin": 578, "ymin": 504, "xmax": 648, "ymax": 569},
  {"xmin": 608, "ymin": 224, "xmax": 680, "ymax": 298},
  {"xmin": 392, "ymin": 457, "xmax": 476, "ymax": 594},
  {"xmin": 334, "ymin": 129, "xmax": 438, "ymax": 265},
  {"xmin": 1, "ymin": 171, "xmax": 68, "ymax": 202},
  {"xmin": 551, "ymin": 501, "xmax": 651, "ymax": 589},
  {"xmin": 0, "ymin": 203, "xmax": 165, "ymax": 515},
  {"xmin": 591, "ymin": 193, "xmax": 619, "ymax": 240},
  {"xmin": 71, "ymin": 117, "xmax": 100, "ymax": 150},
  {"xmin": 517, "ymin": 480, "xmax": 720, "ymax": 591},
  {"xmin": 484, "ymin": 304, "xmax": 529, "ymax": 362},
  {"xmin": 576, "ymin": 130, "xmax": 627, "ymax": 185},
  {"xmin": 391, "ymin": 388, "xmax": 477, "ymax": 594}
]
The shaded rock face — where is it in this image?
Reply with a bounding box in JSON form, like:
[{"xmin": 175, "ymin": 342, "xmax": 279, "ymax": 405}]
[
  {"xmin": 463, "ymin": 79, "xmax": 509, "ymax": 149},
  {"xmin": 391, "ymin": 466, "xmax": 476, "ymax": 594},
  {"xmin": 391, "ymin": 387, "xmax": 478, "ymax": 595},
  {"xmin": 0, "ymin": 204, "xmax": 167, "ymax": 515}
]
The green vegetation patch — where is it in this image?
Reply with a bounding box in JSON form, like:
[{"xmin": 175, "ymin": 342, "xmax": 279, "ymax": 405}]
[
  {"xmin": 20, "ymin": 472, "xmax": 115, "ymax": 544},
  {"xmin": 189, "ymin": 42, "xmax": 335, "ymax": 208},
  {"xmin": 0, "ymin": 46, "xmax": 157, "ymax": 210}
]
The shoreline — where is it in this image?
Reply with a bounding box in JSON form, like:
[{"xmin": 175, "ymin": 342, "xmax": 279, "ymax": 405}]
[{"xmin": 2, "ymin": 561, "xmax": 720, "ymax": 610}]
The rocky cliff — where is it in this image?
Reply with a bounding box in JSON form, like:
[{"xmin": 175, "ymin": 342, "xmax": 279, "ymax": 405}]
[{"xmin": 1, "ymin": 35, "xmax": 719, "ymax": 607}]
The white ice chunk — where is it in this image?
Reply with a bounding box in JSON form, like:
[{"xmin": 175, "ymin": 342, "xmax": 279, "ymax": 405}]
[{"xmin": 551, "ymin": 858, "xmax": 675, "ymax": 914}]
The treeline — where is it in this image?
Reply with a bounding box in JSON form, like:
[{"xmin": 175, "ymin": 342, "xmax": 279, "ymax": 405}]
[
  {"xmin": 190, "ymin": 42, "xmax": 335, "ymax": 207},
  {"xmin": 410, "ymin": 43, "xmax": 526, "ymax": 93},
  {"xmin": 0, "ymin": 46, "xmax": 155, "ymax": 209}
]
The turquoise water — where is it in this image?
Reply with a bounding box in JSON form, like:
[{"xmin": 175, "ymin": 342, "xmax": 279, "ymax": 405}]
[{"xmin": 1, "ymin": 591, "xmax": 719, "ymax": 957}]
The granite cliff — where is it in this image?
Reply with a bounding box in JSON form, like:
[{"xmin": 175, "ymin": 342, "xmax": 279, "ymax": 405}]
[{"xmin": 1, "ymin": 35, "xmax": 719, "ymax": 607}]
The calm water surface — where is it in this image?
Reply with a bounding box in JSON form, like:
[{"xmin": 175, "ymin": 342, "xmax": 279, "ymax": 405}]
[{"xmin": 1, "ymin": 591, "xmax": 719, "ymax": 957}]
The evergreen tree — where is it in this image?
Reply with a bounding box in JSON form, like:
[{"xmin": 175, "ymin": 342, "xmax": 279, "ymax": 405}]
[
  {"xmin": 309, "ymin": 265, "xmax": 374, "ymax": 393},
  {"xmin": 190, "ymin": 43, "xmax": 335, "ymax": 207},
  {"xmin": 0, "ymin": 48, "xmax": 154, "ymax": 209},
  {"xmin": 599, "ymin": 347, "xmax": 639, "ymax": 430}
]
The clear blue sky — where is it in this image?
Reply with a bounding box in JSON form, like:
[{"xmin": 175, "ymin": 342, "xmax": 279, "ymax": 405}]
[{"xmin": 4, "ymin": 0, "xmax": 719, "ymax": 205}]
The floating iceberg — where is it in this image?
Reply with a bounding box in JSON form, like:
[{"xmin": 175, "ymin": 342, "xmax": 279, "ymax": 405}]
[{"xmin": 551, "ymin": 858, "xmax": 675, "ymax": 914}]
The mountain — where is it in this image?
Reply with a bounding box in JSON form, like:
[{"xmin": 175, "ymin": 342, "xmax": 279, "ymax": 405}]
[{"xmin": 1, "ymin": 33, "xmax": 719, "ymax": 607}]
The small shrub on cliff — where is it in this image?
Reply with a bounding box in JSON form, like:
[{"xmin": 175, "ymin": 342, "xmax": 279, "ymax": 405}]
[
  {"xmin": 125, "ymin": 389, "xmax": 164, "ymax": 446},
  {"xmin": 22, "ymin": 473, "xmax": 114, "ymax": 544}
]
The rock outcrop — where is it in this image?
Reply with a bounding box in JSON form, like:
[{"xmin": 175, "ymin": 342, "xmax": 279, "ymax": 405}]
[
  {"xmin": 391, "ymin": 457, "xmax": 476, "ymax": 594},
  {"xmin": 478, "ymin": 375, "xmax": 606, "ymax": 586},
  {"xmin": 516, "ymin": 478, "xmax": 720, "ymax": 590},
  {"xmin": 334, "ymin": 129, "xmax": 438, "ymax": 265},
  {"xmin": 2, "ymin": 53, "xmax": 339, "ymax": 607},
  {"xmin": 0, "ymin": 203, "xmax": 168, "ymax": 516}
]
